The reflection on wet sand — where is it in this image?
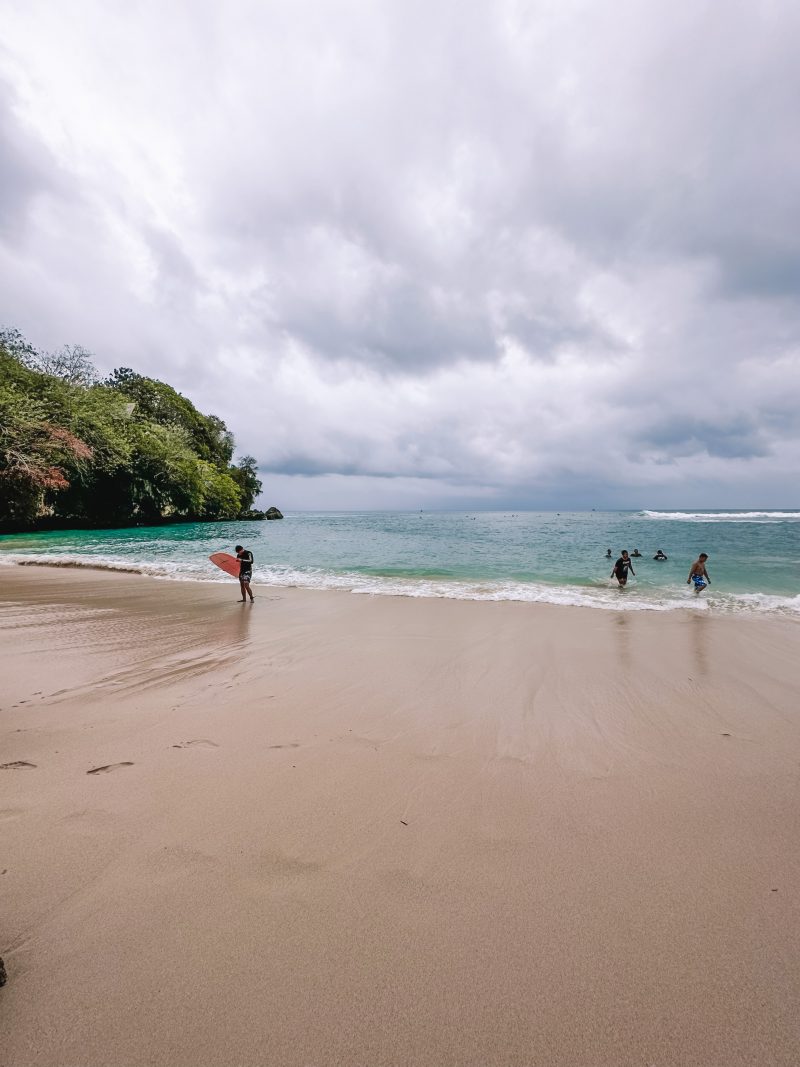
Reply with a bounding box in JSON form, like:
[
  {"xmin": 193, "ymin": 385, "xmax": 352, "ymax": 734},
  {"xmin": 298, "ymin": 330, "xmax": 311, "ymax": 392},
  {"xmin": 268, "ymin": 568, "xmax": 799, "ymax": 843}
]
[
  {"xmin": 0, "ymin": 571, "xmax": 257, "ymax": 702},
  {"xmin": 216, "ymin": 599, "xmax": 255, "ymax": 654},
  {"xmin": 613, "ymin": 612, "xmax": 631, "ymax": 669},
  {"xmin": 688, "ymin": 611, "xmax": 710, "ymax": 679}
]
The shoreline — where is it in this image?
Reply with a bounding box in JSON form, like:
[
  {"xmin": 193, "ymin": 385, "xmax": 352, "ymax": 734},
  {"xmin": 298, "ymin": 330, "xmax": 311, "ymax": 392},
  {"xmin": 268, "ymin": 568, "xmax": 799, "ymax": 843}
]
[
  {"xmin": 2, "ymin": 554, "xmax": 799, "ymax": 620},
  {"xmin": 2, "ymin": 568, "xmax": 800, "ymax": 1065}
]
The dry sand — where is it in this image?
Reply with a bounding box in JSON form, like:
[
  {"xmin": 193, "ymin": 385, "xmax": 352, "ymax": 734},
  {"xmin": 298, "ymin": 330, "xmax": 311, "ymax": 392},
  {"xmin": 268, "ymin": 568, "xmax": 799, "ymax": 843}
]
[{"xmin": 1, "ymin": 566, "xmax": 799, "ymax": 1066}]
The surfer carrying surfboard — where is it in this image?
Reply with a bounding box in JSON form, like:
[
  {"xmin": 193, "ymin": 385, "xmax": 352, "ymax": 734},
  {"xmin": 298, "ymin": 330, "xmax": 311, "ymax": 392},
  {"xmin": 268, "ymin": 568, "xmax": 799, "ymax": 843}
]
[
  {"xmin": 687, "ymin": 553, "xmax": 710, "ymax": 593},
  {"xmin": 235, "ymin": 544, "xmax": 255, "ymax": 602}
]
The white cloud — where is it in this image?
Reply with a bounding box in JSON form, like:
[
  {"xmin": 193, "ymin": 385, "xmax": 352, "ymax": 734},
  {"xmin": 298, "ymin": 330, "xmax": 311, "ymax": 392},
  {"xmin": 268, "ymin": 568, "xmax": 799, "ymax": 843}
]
[{"xmin": 1, "ymin": 0, "xmax": 798, "ymax": 508}]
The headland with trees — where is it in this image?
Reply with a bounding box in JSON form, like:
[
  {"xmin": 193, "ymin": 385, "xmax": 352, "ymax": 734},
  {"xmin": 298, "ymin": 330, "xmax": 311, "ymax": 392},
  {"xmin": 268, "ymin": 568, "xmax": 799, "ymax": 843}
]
[{"xmin": 0, "ymin": 328, "xmax": 267, "ymax": 533}]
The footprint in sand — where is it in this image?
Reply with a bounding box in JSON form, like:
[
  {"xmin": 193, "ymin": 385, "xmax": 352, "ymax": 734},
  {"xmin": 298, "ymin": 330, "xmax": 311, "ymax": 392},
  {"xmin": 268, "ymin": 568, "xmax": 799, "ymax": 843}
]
[
  {"xmin": 253, "ymin": 849, "xmax": 321, "ymax": 878},
  {"xmin": 0, "ymin": 761, "xmax": 37, "ymax": 770},
  {"xmin": 171, "ymin": 739, "xmax": 219, "ymax": 749},
  {"xmin": 86, "ymin": 762, "xmax": 134, "ymax": 775}
]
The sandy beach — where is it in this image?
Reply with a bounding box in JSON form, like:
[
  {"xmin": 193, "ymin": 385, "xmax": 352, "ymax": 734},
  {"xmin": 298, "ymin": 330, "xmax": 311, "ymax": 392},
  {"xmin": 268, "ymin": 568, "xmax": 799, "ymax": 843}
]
[{"xmin": 1, "ymin": 566, "xmax": 799, "ymax": 1066}]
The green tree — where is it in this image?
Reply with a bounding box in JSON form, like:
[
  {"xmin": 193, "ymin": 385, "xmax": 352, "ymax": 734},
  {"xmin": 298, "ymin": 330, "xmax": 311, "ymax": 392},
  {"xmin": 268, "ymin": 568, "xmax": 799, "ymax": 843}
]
[
  {"xmin": 0, "ymin": 351, "xmax": 94, "ymax": 522},
  {"xmin": 0, "ymin": 327, "xmax": 38, "ymax": 366},
  {"xmin": 230, "ymin": 455, "xmax": 262, "ymax": 511},
  {"xmin": 200, "ymin": 463, "xmax": 243, "ymax": 518},
  {"xmin": 1, "ymin": 329, "xmax": 260, "ymax": 530},
  {"xmin": 105, "ymin": 368, "xmax": 235, "ymax": 467}
]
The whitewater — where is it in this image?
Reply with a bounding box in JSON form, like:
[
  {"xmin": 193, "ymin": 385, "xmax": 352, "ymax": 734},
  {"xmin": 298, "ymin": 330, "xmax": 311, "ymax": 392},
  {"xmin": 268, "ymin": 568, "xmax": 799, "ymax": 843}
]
[{"xmin": 1, "ymin": 510, "xmax": 799, "ymax": 617}]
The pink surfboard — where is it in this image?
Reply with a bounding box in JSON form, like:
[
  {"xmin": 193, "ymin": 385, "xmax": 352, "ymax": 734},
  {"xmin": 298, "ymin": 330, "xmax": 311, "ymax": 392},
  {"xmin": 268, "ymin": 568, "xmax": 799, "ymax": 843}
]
[{"xmin": 209, "ymin": 552, "xmax": 241, "ymax": 578}]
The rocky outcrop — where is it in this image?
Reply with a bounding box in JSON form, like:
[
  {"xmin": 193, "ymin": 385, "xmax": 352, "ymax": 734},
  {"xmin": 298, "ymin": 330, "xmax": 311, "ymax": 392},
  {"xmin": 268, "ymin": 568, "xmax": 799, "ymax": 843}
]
[{"xmin": 265, "ymin": 506, "xmax": 284, "ymax": 520}]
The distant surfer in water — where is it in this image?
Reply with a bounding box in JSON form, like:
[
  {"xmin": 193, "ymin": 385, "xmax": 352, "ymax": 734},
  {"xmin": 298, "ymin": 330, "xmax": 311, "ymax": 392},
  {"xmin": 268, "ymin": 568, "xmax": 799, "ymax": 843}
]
[
  {"xmin": 687, "ymin": 553, "xmax": 710, "ymax": 593},
  {"xmin": 612, "ymin": 550, "xmax": 635, "ymax": 587},
  {"xmin": 235, "ymin": 544, "xmax": 255, "ymax": 602}
]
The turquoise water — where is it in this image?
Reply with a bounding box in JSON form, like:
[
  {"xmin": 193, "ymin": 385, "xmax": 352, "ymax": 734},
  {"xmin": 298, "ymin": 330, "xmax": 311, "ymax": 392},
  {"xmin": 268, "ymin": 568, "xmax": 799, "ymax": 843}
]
[{"xmin": 1, "ymin": 510, "xmax": 799, "ymax": 616}]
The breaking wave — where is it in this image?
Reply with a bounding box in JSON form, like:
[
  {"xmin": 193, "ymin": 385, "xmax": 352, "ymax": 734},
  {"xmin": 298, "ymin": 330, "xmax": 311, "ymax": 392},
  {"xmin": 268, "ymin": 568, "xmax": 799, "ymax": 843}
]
[
  {"xmin": 640, "ymin": 510, "xmax": 800, "ymax": 523},
  {"xmin": 3, "ymin": 552, "xmax": 799, "ymax": 618}
]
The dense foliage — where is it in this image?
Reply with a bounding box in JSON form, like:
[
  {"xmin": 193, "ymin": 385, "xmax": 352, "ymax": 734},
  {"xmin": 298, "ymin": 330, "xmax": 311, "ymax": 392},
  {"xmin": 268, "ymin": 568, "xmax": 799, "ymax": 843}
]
[{"xmin": 0, "ymin": 329, "xmax": 263, "ymax": 530}]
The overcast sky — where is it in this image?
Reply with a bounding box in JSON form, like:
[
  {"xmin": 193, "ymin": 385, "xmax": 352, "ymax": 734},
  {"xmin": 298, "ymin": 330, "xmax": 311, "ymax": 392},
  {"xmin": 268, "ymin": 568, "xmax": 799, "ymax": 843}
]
[{"xmin": 2, "ymin": 1, "xmax": 799, "ymax": 510}]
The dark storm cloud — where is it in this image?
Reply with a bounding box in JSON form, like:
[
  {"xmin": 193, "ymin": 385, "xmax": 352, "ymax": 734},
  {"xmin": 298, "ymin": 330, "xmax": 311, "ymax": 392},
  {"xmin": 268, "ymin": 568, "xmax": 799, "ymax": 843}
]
[
  {"xmin": 281, "ymin": 273, "xmax": 499, "ymax": 371},
  {"xmin": 637, "ymin": 416, "xmax": 770, "ymax": 461},
  {"xmin": 712, "ymin": 244, "xmax": 800, "ymax": 301},
  {"xmin": 261, "ymin": 453, "xmax": 453, "ymax": 481}
]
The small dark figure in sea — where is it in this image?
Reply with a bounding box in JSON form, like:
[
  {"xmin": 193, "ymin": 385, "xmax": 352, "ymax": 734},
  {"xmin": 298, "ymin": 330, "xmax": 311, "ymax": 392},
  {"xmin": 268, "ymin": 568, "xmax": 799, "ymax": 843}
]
[
  {"xmin": 654, "ymin": 549, "xmax": 668, "ymax": 560},
  {"xmin": 612, "ymin": 550, "xmax": 635, "ymax": 587},
  {"xmin": 235, "ymin": 544, "xmax": 255, "ymax": 603},
  {"xmin": 631, "ymin": 548, "xmax": 642, "ymax": 557},
  {"xmin": 688, "ymin": 553, "xmax": 710, "ymax": 593},
  {"xmin": 605, "ymin": 548, "xmax": 612, "ymax": 558}
]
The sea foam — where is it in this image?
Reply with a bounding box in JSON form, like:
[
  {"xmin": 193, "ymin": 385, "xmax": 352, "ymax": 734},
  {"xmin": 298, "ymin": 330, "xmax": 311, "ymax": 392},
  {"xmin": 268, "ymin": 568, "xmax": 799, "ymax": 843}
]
[
  {"xmin": 640, "ymin": 510, "xmax": 800, "ymax": 522},
  {"xmin": 3, "ymin": 553, "xmax": 799, "ymax": 618}
]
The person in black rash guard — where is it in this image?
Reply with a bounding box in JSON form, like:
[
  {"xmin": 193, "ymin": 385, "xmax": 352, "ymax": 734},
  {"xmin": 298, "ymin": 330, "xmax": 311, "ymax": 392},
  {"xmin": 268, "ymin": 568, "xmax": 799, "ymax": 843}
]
[
  {"xmin": 611, "ymin": 550, "xmax": 635, "ymax": 587},
  {"xmin": 234, "ymin": 544, "xmax": 255, "ymax": 603}
]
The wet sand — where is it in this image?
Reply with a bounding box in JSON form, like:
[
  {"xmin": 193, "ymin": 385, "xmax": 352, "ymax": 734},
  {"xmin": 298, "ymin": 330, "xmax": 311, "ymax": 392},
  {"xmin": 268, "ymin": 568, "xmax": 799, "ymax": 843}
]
[{"xmin": 1, "ymin": 567, "xmax": 799, "ymax": 1066}]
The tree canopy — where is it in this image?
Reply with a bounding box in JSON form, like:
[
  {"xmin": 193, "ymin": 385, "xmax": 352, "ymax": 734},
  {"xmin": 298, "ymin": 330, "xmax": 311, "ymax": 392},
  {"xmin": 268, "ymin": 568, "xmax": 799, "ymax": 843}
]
[{"xmin": 0, "ymin": 329, "xmax": 263, "ymax": 530}]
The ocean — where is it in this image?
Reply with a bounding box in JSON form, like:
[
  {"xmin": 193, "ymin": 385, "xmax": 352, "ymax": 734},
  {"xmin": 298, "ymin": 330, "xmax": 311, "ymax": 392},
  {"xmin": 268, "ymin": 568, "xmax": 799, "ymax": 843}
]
[{"xmin": 1, "ymin": 510, "xmax": 799, "ymax": 617}]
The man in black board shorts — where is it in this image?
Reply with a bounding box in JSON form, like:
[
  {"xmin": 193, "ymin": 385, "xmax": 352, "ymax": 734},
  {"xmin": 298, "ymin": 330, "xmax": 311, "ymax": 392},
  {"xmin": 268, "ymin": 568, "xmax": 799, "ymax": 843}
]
[
  {"xmin": 611, "ymin": 550, "xmax": 635, "ymax": 587},
  {"xmin": 235, "ymin": 544, "xmax": 255, "ymax": 602}
]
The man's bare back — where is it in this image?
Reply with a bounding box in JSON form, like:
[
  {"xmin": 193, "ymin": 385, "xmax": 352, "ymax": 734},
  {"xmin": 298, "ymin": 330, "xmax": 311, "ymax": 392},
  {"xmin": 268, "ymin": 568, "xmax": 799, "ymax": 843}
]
[{"xmin": 687, "ymin": 553, "xmax": 710, "ymax": 592}]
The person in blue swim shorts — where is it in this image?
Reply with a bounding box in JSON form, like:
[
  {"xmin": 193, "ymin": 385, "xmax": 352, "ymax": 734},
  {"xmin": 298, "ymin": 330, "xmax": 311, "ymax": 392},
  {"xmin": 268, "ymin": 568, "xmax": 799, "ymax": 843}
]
[{"xmin": 687, "ymin": 553, "xmax": 710, "ymax": 593}]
